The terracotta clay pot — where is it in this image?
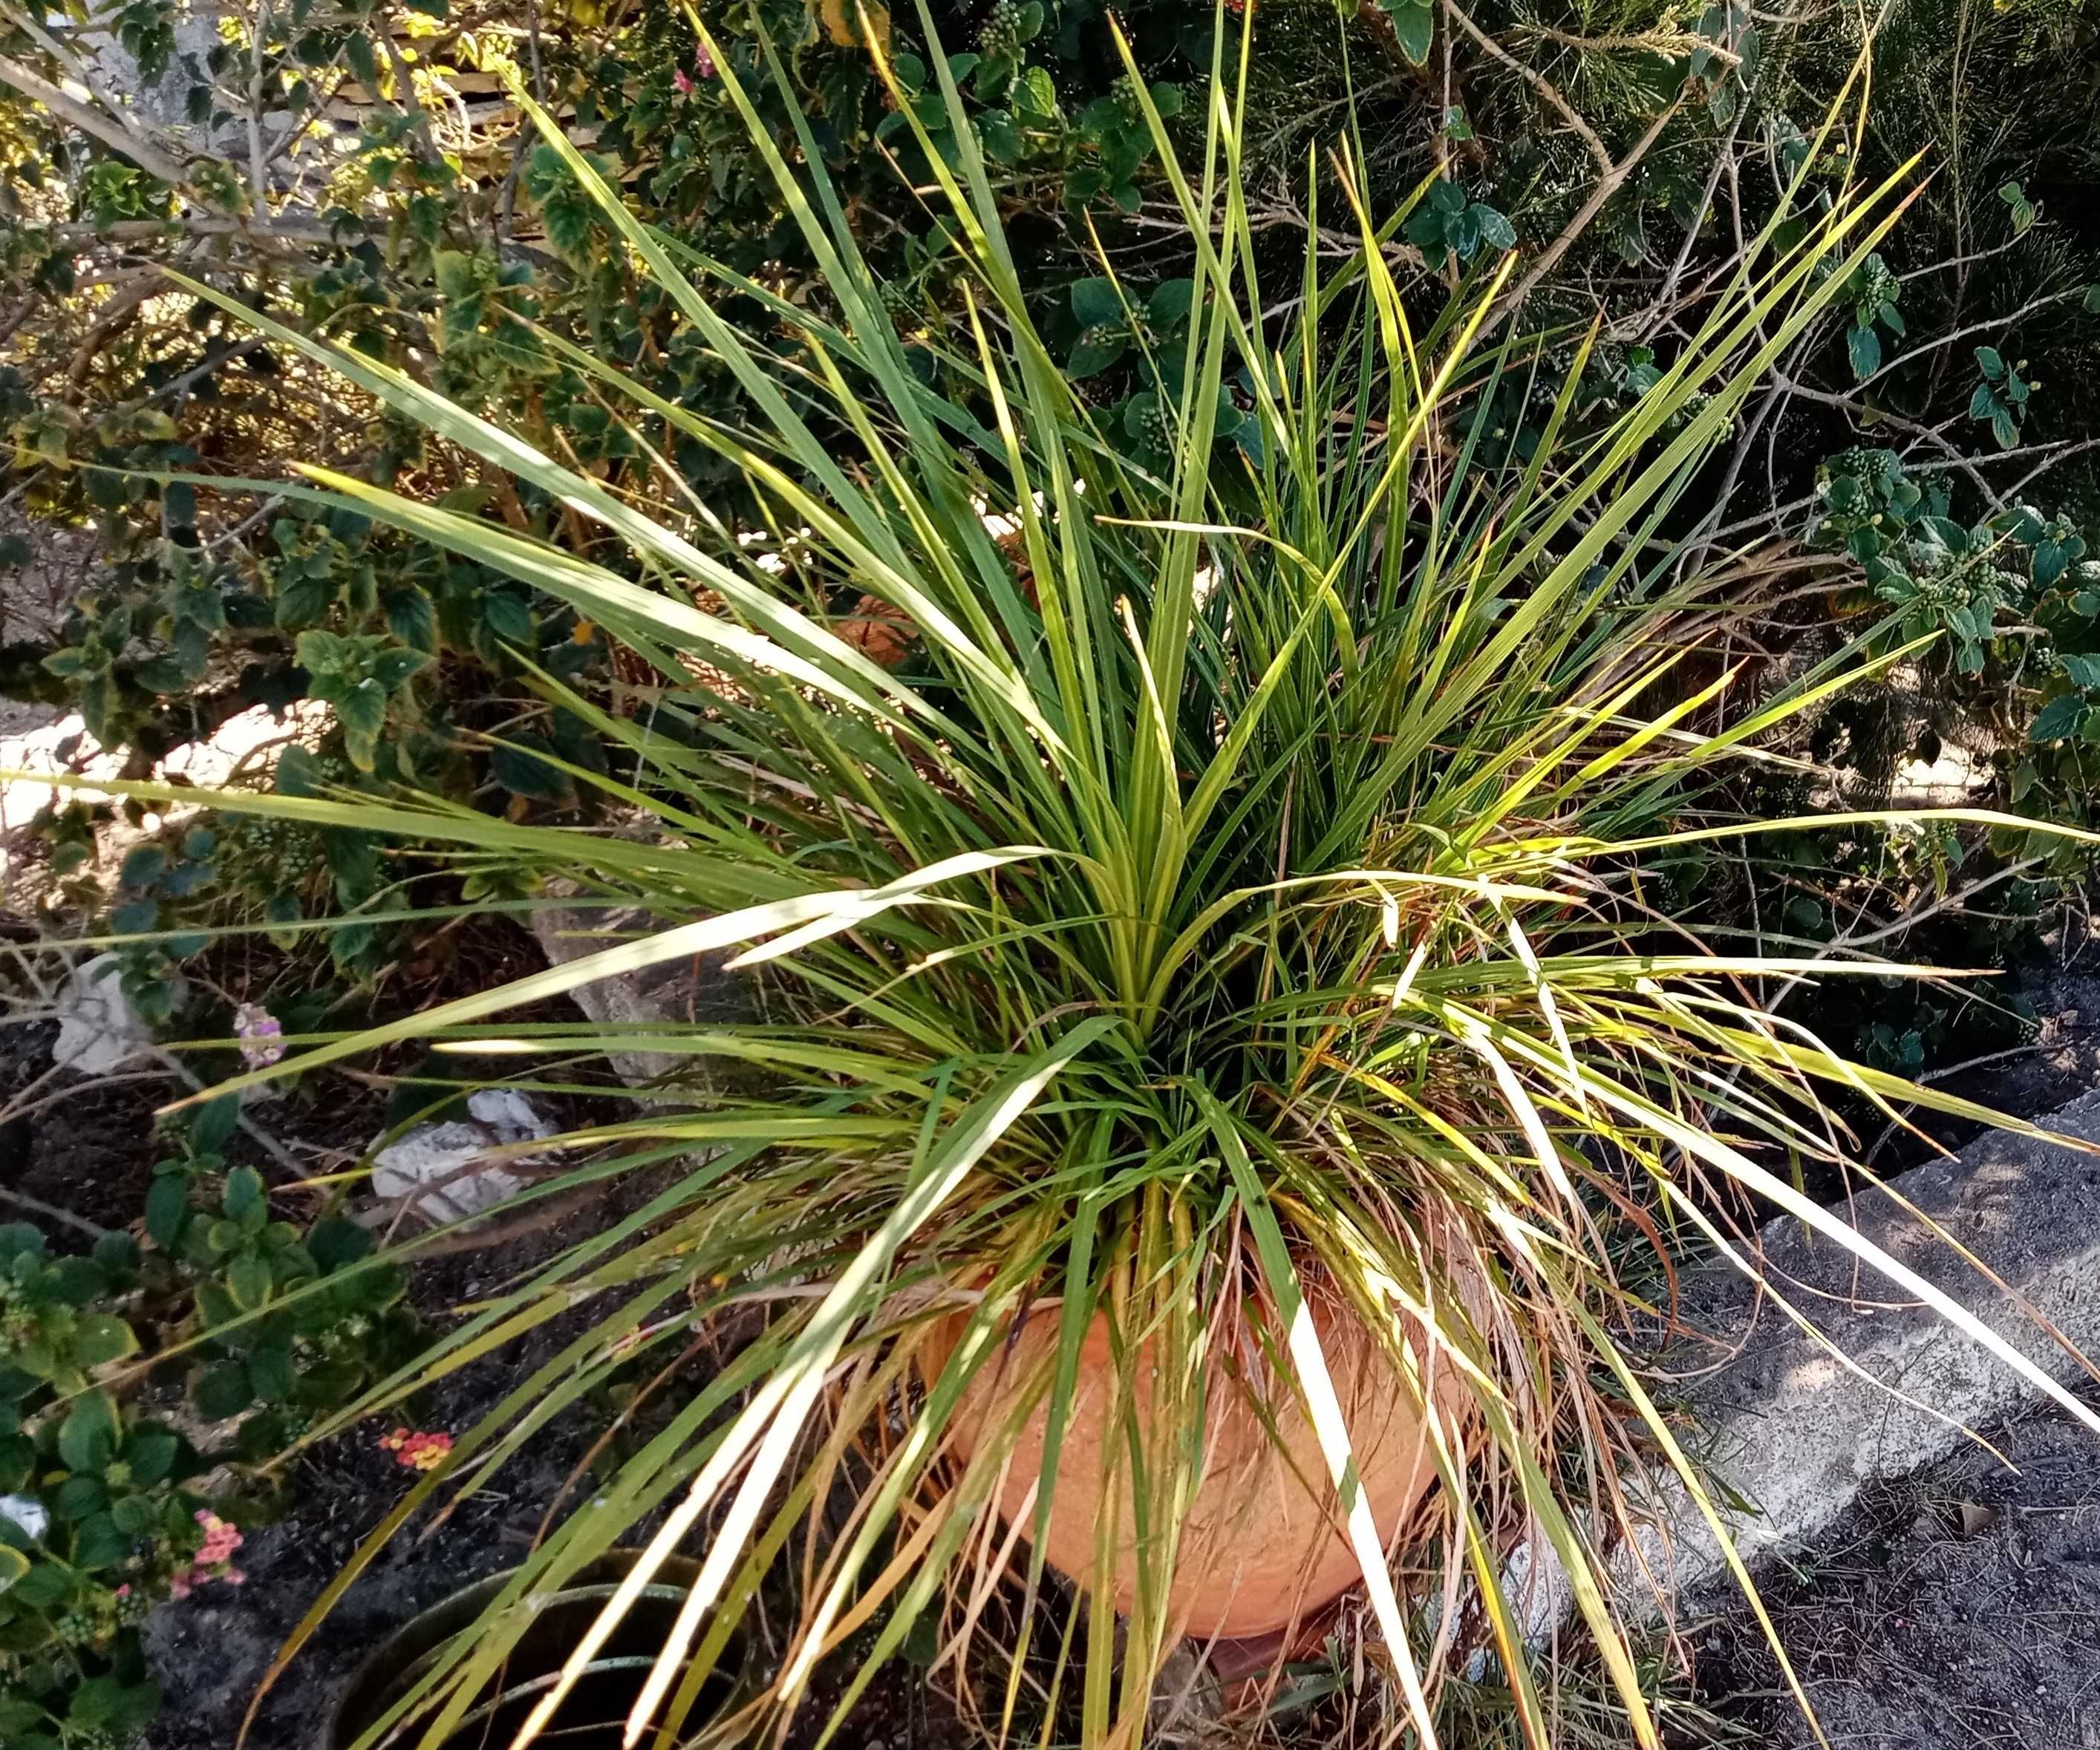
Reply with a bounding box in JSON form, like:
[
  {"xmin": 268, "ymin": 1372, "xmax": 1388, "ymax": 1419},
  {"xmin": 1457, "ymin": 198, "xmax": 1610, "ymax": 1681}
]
[{"xmin": 921, "ymin": 1293, "xmax": 1462, "ymax": 1641}]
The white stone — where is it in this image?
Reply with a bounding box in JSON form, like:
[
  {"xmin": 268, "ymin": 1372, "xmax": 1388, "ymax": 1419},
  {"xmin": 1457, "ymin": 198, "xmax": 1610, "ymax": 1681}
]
[
  {"xmin": 50, "ymin": 953, "xmax": 159, "ymax": 1075},
  {"xmin": 0, "ymin": 712, "xmax": 124, "ymax": 843},
  {"xmin": 529, "ymin": 898, "xmax": 746, "ymax": 1094},
  {"xmin": 0, "ymin": 699, "xmax": 333, "ymax": 887},
  {"xmin": 1889, "ymin": 739, "xmax": 1994, "ymax": 806},
  {"xmin": 156, "ymin": 699, "xmax": 333, "ymax": 789},
  {"xmin": 0, "ymin": 1493, "xmax": 49, "ymax": 1543},
  {"xmin": 370, "ymin": 1088, "xmax": 550, "ymax": 1223}
]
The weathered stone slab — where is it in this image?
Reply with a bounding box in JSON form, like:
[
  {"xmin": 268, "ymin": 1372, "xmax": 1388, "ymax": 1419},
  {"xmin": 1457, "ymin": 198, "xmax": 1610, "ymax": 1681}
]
[
  {"xmin": 1525, "ymin": 1091, "xmax": 2100, "ymax": 1627},
  {"xmin": 529, "ymin": 901, "xmax": 749, "ymax": 1092}
]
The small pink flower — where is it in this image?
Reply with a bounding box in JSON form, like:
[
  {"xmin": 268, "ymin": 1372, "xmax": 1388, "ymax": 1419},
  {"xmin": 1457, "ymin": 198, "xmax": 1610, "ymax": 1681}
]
[
  {"xmin": 189, "ymin": 1509, "xmax": 243, "ymax": 1567},
  {"xmin": 694, "ymin": 44, "xmax": 716, "ymax": 77},
  {"xmin": 673, "ymin": 66, "xmax": 693, "ymax": 94},
  {"xmin": 114, "ymin": 1584, "xmax": 131, "ymax": 1599},
  {"xmin": 168, "ymin": 1513, "xmax": 247, "ymax": 1603}
]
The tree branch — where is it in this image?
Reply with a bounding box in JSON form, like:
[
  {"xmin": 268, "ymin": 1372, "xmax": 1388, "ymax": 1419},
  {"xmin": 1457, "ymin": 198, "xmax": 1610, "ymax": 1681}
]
[
  {"xmin": 1443, "ymin": 0, "xmax": 1612, "ymax": 176},
  {"xmin": 1850, "ymin": 282, "xmax": 2092, "ymax": 395},
  {"xmin": 1897, "ymin": 231, "xmax": 2025, "ymax": 284},
  {"xmin": 1491, "ymin": 99, "xmax": 1683, "ymax": 325},
  {"xmin": 37, "ymin": 213, "xmax": 351, "ymax": 246},
  {"xmin": 1773, "ymin": 370, "xmax": 2001, "ymax": 503}
]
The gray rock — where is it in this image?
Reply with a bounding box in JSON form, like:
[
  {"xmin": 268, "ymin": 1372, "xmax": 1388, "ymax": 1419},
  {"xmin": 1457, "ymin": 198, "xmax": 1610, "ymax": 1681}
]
[
  {"xmin": 1519, "ymin": 1091, "xmax": 2100, "ymax": 1630},
  {"xmin": 1672, "ymin": 1097, "xmax": 2100, "ymax": 1579},
  {"xmin": 51, "ymin": 952, "xmax": 165, "ymax": 1075},
  {"xmin": 370, "ymin": 1088, "xmax": 549, "ymax": 1223},
  {"xmin": 529, "ymin": 900, "xmax": 751, "ymax": 1093}
]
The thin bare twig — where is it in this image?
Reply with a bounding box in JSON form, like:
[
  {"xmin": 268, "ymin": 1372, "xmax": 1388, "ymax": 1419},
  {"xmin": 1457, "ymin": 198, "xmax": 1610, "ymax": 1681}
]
[
  {"xmin": 0, "ymin": 1186, "xmax": 110, "ymax": 1238},
  {"xmin": 1651, "ymin": 99, "xmax": 1751, "ymax": 328},
  {"xmin": 1897, "ymin": 232, "xmax": 2026, "ymax": 284},
  {"xmin": 151, "ymin": 1044, "xmax": 309, "ymax": 1181},
  {"xmin": 1765, "ymin": 856, "xmax": 2048, "ymax": 1016},
  {"xmin": 1443, "ymin": 1, "xmax": 1611, "ymax": 176},
  {"xmin": 40, "ymin": 214, "xmax": 348, "ymax": 246},
  {"xmin": 2005, "ymin": 437, "xmax": 2100, "ymax": 502},
  {"xmin": 1491, "ymin": 99, "xmax": 1683, "ymax": 324},
  {"xmin": 1850, "ymin": 283, "xmax": 2092, "ymax": 396}
]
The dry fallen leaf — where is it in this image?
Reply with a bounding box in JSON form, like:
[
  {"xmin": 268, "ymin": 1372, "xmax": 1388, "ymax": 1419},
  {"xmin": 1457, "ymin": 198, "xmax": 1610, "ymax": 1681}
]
[
  {"xmin": 836, "ymin": 594, "xmax": 917, "ymax": 669},
  {"xmin": 817, "ymin": 0, "xmax": 889, "ymax": 49},
  {"xmin": 1957, "ymin": 1499, "xmax": 2001, "ymax": 1538}
]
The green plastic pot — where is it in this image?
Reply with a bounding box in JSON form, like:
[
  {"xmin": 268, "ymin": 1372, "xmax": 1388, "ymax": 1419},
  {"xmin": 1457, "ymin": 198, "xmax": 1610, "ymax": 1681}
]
[{"xmin": 325, "ymin": 1553, "xmax": 743, "ymax": 1750}]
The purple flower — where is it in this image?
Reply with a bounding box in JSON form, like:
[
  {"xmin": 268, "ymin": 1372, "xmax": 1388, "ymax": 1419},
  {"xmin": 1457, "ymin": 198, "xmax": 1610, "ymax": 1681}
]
[{"xmin": 234, "ymin": 1002, "xmax": 284, "ymax": 1070}]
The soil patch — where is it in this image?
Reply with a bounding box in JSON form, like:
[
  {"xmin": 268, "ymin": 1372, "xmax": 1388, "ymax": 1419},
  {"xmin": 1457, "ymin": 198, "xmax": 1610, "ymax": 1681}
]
[
  {"xmin": 0, "ymin": 1015, "xmax": 175, "ymax": 1231},
  {"xmin": 1695, "ymin": 1385, "xmax": 2100, "ymax": 1749},
  {"xmin": 1899, "ymin": 957, "xmax": 2100, "ymax": 1160},
  {"xmin": 143, "ymin": 1411, "xmax": 587, "ymax": 1750}
]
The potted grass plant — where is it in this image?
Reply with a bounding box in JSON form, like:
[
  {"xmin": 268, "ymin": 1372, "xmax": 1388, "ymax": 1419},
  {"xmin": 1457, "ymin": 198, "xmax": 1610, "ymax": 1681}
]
[{"xmin": 66, "ymin": 9, "xmax": 2100, "ymax": 1748}]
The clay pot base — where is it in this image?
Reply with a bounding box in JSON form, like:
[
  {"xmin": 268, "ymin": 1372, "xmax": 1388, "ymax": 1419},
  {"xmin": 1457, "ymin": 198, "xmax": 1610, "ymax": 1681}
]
[
  {"xmin": 1202, "ymin": 1618, "xmax": 1327, "ymax": 1688},
  {"xmin": 1206, "ymin": 1606, "xmax": 1341, "ymax": 1703},
  {"xmin": 921, "ymin": 1296, "xmax": 1465, "ymax": 1642}
]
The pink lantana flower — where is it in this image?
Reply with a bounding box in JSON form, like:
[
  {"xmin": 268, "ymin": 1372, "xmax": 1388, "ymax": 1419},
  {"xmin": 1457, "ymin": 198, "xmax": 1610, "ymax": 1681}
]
[
  {"xmin": 233, "ymin": 1002, "xmax": 284, "ymax": 1070},
  {"xmin": 379, "ymin": 1427, "xmax": 454, "ymax": 1472}
]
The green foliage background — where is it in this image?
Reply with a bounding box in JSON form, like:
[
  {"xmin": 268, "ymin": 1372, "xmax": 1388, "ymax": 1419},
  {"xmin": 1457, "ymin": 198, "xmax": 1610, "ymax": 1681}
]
[
  {"xmin": 5, "ymin": 0, "xmax": 2100, "ymax": 1743},
  {"xmin": 5, "ymin": 0, "xmax": 2099, "ymax": 814},
  {"xmin": 6, "ymin": 0, "xmax": 2100, "ymax": 1286}
]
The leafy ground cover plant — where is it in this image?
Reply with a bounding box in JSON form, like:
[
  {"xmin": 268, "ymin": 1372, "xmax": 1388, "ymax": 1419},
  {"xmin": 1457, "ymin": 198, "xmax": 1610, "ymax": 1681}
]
[
  {"xmin": 56, "ymin": 15, "xmax": 2100, "ymax": 1750},
  {"xmin": 0, "ymin": 1108, "xmax": 423, "ymax": 1750}
]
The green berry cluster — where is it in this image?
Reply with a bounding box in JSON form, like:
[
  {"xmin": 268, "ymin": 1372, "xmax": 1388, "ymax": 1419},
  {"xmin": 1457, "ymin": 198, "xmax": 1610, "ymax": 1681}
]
[
  {"xmin": 0, "ymin": 1276, "xmax": 36, "ymax": 1349},
  {"xmin": 979, "ymin": 0, "xmax": 1026, "ymax": 56},
  {"xmin": 1129, "ymin": 396, "xmax": 1170, "ymax": 449},
  {"xmin": 51, "ymin": 1606, "xmax": 110, "ymax": 1650},
  {"xmin": 221, "ymin": 812, "xmax": 322, "ymax": 899}
]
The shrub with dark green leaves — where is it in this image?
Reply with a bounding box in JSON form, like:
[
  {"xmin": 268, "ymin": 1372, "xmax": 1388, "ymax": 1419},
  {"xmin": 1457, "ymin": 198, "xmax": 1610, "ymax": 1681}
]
[
  {"xmin": 1403, "ymin": 176, "xmax": 1517, "ymax": 272},
  {"xmin": 0, "ymin": 1117, "xmax": 424, "ymax": 1749},
  {"xmin": 1, "ymin": 1223, "xmax": 202, "ymax": 1750},
  {"xmin": 10, "ymin": 0, "xmax": 2100, "ymax": 1111},
  {"xmin": 0, "ymin": 0, "xmax": 1207, "ymax": 802},
  {"xmin": 1803, "ymin": 443, "xmax": 2100, "ymax": 892},
  {"xmin": 155, "ymin": 1151, "xmax": 424, "ymax": 1457}
]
